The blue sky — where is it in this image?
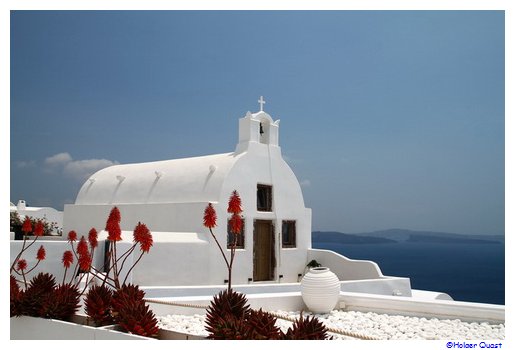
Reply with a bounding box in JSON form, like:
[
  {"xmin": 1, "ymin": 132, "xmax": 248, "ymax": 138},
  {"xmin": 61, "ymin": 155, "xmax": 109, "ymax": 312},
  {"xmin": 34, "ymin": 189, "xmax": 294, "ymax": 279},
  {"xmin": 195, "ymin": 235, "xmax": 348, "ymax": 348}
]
[{"xmin": 9, "ymin": 10, "xmax": 505, "ymax": 235}]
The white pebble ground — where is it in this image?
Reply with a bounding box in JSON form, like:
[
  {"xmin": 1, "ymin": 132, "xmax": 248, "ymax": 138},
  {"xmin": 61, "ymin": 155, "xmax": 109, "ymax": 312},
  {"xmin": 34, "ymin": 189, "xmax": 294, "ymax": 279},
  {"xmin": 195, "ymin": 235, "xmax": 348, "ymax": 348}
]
[{"xmin": 157, "ymin": 310, "xmax": 504, "ymax": 340}]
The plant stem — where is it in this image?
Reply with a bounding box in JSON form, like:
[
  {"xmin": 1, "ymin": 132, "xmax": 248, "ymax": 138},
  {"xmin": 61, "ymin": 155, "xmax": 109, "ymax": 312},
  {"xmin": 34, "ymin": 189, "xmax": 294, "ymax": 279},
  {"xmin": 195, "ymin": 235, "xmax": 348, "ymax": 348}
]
[
  {"xmin": 24, "ymin": 260, "xmax": 41, "ymax": 275},
  {"xmin": 10, "ymin": 235, "xmax": 27, "ymax": 273},
  {"xmin": 78, "ymin": 273, "xmax": 91, "ymax": 295},
  {"xmin": 21, "ymin": 269, "xmax": 27, "ymax": 289},
  {"xmin": 88, "ymin": 265, "xmax": 116, "ymax": 285},
  {"xmin": 122, "ymin": 251, "xmax": 145, "ymax": 286},
  {"xmin": 112, "ymin": 241, "xmax": 120, "ymax": 288},
  {"xmin": 71, "ymin": 260, "xmax": 81, "ymax": 285},
  {"xmin": 62, "ymin": 267, "xmax": 68, "ymax": 285},
  {"xmin": 10, "ymin": 235, "xmax": 39, "ymax": 273},
  {"xmin": 117, "ymin": 244, "xmax": 137, "ymax": 274},
  {"xmin": 209, "ymin": 228, "xmax": 230, "ymax": 270},
  {"xmin": 228, "ymin": 242, "xmax": 236, "ymax": 290},
  {"xmin": 100, "ymin": 253, "xmax": 123, "ymax": 289}
]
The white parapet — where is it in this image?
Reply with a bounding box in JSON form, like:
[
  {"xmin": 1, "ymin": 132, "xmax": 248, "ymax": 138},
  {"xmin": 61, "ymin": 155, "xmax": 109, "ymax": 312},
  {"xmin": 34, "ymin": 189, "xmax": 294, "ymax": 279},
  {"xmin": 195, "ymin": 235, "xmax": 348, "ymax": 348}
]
[
  {"xmin": 10, "ymin": 316, "xmax": 152, "ymax": 340},
  {"xmin": 339, "ymin": 291, "xmax": 504, "ymax": 324}
]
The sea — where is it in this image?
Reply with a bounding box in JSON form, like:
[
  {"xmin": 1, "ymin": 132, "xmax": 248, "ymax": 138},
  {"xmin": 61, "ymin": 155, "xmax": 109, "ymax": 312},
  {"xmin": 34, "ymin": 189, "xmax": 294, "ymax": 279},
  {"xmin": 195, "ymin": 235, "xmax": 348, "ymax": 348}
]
[{"xmin": 312, "ymin": 241, "xmax": 505, "ymax": 305}]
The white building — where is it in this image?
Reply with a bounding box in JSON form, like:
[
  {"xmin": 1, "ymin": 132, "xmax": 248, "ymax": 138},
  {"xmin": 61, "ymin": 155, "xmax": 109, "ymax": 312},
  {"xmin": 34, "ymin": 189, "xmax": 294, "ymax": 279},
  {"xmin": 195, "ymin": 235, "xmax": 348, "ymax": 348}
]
[
  {"xmin": 10, "ymin": 200, "xmax": 63, "ymax": 235},
  {"xmin": 12, "ymin": 100, "xmax": 504, "ymax": 331},
  {"xmin": 63, "ymin": 100, "xmax": 312, "ymax": 286}
]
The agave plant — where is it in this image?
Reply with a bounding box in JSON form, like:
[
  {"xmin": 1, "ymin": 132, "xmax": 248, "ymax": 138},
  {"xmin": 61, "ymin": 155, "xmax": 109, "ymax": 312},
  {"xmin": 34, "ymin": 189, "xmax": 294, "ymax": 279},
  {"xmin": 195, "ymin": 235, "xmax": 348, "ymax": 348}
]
[
  {"xmin": 245, "ymin": 309, "xmax": 281, "ymax": 340},
  {"xmin": 207, "ymin": 314, "xmax": 248, "ymax": 340},
  {"xmin": 9, "ymin": 206, "xmax": 159, "ymax": 339},
  {"xmin": 19, "ymin": 272, "xmax": 56, "ymax": 317},
  {"xmin": 111, "ymin": 284, "xmax": 159, "ymax": 338},
  {"xmin": 111, "ymin": 284, "xmax": 145, "ymax": 307},
  {"xmin": 206, "ymin": 289, "xmax": 250, "ymax": 320},
  {"xmin": 115, "ymin": 301, "xmax": 159, "ymax": 337},
  {"xmin": 205, "ymin": 289, "xmax": 251, "ymax": 339},
  {"xmin": 84, "ymin": 284, "xmax": 114, "ymax": 326},
  {"xmin": 205, "ymin": 289, "xmax": 333, "ymax": 340},
  {"xmin": 280, "ymin": 314, "xmax": 332, "ymax": 340},
  {"xmin": 43, "ymin": 283, "xmax": 80, "ymax": 321},
  {"xmin": 10, "ymin": 275, "xmax": 22, "ymax": 317},
  {"xmin": 16, "ymin": 272, "xmax": 80, "ymax": 321},
  {"xmin": 205, "ymin": 289, "xmax": 284, "ymax": 340}
]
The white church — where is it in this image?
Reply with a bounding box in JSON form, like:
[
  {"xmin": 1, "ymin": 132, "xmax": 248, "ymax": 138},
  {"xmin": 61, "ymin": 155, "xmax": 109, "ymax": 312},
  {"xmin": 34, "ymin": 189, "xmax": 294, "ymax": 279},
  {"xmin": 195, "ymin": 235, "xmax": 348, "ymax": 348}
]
[
  {"xmin": 63, "ymin": 97, "xmax": 314, "ymax": 287},
  {"xmin": 18, "ymin": 97, "xmax": 500, "ymax": 330}
]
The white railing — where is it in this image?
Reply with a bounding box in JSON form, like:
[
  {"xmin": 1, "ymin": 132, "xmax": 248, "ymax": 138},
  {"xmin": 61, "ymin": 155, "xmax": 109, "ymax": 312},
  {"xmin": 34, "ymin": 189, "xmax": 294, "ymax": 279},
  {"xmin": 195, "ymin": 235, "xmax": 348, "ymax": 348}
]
[{"xmin": 307, "ymin": 248, "xmax": 384, "ymax": 280}]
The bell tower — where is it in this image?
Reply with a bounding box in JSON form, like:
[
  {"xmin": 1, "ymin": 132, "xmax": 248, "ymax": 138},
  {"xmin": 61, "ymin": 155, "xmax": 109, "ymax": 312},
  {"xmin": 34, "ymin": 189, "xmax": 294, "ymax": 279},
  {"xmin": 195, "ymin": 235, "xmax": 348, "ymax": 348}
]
[{"xmin": 236, "ymin": 96, "xmax": 280, "ymax": 153}]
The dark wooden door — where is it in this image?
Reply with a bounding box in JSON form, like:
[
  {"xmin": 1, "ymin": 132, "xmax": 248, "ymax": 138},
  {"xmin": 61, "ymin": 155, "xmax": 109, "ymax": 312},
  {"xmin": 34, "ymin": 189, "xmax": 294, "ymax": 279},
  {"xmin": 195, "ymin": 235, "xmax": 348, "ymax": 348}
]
[{"xmin": 253, "ymin": 220, "xmax": 275, "ymax": 281}]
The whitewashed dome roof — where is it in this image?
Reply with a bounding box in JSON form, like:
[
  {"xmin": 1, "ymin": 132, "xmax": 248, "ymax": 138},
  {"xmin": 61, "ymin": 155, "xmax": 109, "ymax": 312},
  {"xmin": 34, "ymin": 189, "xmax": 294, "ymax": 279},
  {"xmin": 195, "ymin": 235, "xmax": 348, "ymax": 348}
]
[
  {"xmin": 76, "ymin": 101, "xmax": 281, "ymax": 206},
  {"xmin": 75, "ymin": 152, "xmax": 242, "ymax": 205}
]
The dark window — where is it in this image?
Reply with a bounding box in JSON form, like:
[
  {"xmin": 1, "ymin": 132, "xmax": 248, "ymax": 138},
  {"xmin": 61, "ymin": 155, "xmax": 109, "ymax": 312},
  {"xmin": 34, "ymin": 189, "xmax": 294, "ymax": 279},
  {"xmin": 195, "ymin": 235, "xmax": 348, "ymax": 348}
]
[
  {"xmin": 282, "ymin": 220, "xmax": 296, "ymax": 248},
  {"xmin": 257, "ymin": 184, "xmax": 272, "ymax": 211},
  {"xmin": 227, "ymin": 218, "xmax": 245, "ymax": 249},
  {"xmin": 103, "ymin": 241, "xmax": 111, "ymax": 272}
]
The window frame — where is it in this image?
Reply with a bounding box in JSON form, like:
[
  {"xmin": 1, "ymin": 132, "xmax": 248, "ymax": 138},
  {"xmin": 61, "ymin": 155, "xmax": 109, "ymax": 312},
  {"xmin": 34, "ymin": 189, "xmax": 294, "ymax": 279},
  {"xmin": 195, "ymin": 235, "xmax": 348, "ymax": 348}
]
[
  {"xmin": 257, "ymin": 184, "xmax": 273, "ymax": 212},
  {"xmin": 281, "ymin": 220, "xmax": 297, "ymax": 248}
]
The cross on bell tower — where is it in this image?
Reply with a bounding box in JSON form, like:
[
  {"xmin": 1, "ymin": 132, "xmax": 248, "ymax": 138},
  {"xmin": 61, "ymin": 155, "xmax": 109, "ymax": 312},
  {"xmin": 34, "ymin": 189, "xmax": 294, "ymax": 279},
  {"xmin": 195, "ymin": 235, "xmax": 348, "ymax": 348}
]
[{"xmin": 258, "ymin": 96, "xmax": 266, "ymax": 112}]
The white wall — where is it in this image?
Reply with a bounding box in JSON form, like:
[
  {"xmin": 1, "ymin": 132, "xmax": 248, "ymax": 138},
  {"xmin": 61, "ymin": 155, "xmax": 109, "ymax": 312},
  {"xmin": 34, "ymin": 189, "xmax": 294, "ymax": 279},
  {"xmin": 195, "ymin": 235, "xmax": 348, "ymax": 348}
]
[
  {"xmin": 131, "ymin": 235, "xmax": 210, "ymax": 286},
  {"xmin": 212, "ymin": 142, "xmax": 312, "ymax": 285},
  {"xmin": 10, "ymin": 240, "xmax": 78, "ymax": 285},
  {"xmin": 64, "ymin": 202, "xmax": 209, "ymax": 237},
  {"xmin": 307, "ymin": 248, "xmax": 384, "ymax": 280},
  {"xmin": 64, "ymin": 203, "xmax": 216, "ymax": 286}
]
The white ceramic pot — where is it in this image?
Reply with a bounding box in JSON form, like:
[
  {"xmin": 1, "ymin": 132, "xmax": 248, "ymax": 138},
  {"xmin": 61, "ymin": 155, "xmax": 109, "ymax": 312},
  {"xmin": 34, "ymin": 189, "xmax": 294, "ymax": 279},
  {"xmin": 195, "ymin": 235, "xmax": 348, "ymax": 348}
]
[{"xmin": 300, "ymin": 267, "xmax": 340, "ymax": 313}]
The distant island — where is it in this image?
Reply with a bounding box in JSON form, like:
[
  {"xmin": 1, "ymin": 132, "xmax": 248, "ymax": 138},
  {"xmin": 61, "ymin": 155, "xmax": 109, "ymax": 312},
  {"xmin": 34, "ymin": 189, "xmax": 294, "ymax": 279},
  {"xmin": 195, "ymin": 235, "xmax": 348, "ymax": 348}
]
[
  {"xmin": 312, "ymin": 229, "xmax": 504, "ymax": 245},
  {"xmin": 312, "ymin": 231, "xmax": 396, "ymax": 244}
]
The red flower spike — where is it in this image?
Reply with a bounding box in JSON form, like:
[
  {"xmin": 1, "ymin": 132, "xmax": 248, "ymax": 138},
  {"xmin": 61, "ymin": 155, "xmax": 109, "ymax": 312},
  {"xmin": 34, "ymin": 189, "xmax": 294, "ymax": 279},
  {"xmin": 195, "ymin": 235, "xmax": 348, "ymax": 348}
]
[
  {"xmin": 67, "ymin": 230, "xmax": 77, "ymax": 242},
  {"xmin": 33, "ymin": 220, "xmax": 45, "ymax": 236},
  {"xmin": 106, "ymin": 222, "xmax": 122, "ymax": 241},
  {"xmin": 77, "ymin": 236, "xmax": 89, "ymax": 256},
  {"xmin": 36, "ymin": 245, "xmax": 46, "ymax": 261},
  {"xmin": 88, "ymin": 228, "xmax": 98, "ymax": 249},
  {"xmin": 21, "ymin": 217, "xmax": 32, "ymax": 234},
  {"xmin": 76, "ymin": 236, "xmax": 91, "ymax": 271},
  {"xmin": 227, "ymin": 190, "xmax": 242, "ymax": 214},
  {"xmin": 79, "ymin": 252, "xmax": 92, "ymax": 271},
  {"xmin": 203, "ymin": 203, "xmax": 217, "ymax": 228},
  {"xmin": 106, "ymin": 207, "xmax": 121, "ymax": 227},
  {"xmin": 229, "ymin": 213, "xmax": 243, "ymax": 234},
  {"xmin": 106, "ymin": 207, "xmax": 122, "ymax": 241},
  {"xmin": 62, "ymin": 250, "xmax": 74, "ymax": 268},
  {"xmin": 133, "ymin": 222, "xmax": 153, "ymax": 253},
  {"xmin": 17, "ymin": 259, "xmax": 27, "ymax": 271}
]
